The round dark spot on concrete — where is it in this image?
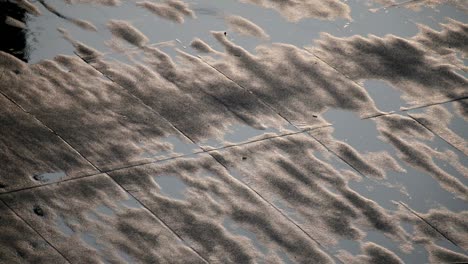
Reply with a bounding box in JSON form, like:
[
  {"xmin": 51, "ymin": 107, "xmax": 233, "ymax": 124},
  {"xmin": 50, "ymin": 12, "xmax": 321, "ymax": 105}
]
[
  {"xmin": 33, "ymin": 175, "xmax": 41, "ymax": 181},
  {"xmin": 242, "ymin": 156, "xmax": 247, "ymax": 160},
  {"xmin": 13, "ymin": 69, "xmax": 20, "ymax": 75},
  {"xmin": 33, "ymin": 205, "xmax": 44, "ymax": 216}
]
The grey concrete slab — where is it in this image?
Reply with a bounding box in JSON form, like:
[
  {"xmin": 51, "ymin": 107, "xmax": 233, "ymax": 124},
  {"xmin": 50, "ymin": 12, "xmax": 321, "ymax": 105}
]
[
  {"xmin": 109, "ymin": 154, "xmax": 334, "ymax": 263},
  {"xmin": 0, "ymin": 201, "xmax": 68, "ymax": 263},
  {"xmin": 0, "ymin": 94, "xmax": 97, "ymax": 193},
  {"xmin": 0, "ymin": 52, "xmax": 200, "ymax": 171},
  {"xmin": 0, "ymin": 174, "xmax": 206, "ymax": 264},
  {"xmin": 407, "ymin": 99, "xmax": 468, "ymax": 155}
]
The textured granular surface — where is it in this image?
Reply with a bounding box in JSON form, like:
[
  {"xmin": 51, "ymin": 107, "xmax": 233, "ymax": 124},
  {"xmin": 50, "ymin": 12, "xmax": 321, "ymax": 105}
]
[{"xmin": 0, "ymin": 0, "xmax": 466, "ymax": 263}]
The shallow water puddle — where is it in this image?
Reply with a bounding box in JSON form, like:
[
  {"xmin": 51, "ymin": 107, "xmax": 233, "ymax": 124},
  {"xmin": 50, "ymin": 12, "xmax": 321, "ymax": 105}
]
[
  {"xmin": 361, "ymin": 80, "xmax": 409, "ymax": 113},
  {"xmin": 138, "ymin": 135, "xmax": 202, "ymax": 160},
  {"xmin": 199, "ymin": 123, "xmax": 286, "ymax": 149},
  {"xmin": 223, "ymin": 217, "xmax": 268, "ymax": 255},
  {"xmin": 33, "ymin": 171, "xmax": 66, "ymax": 183},
  {"xmin": 154, "ymin": 175, "xmax": 188, "ymax": 201},
  {"xmin": 55, "ymin": 215, "xmax": 75, "ymax": 237}
]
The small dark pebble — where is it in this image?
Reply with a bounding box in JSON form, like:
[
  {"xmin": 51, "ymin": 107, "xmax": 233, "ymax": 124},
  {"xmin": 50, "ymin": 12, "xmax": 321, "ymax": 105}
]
[
  {"xmin": 242, "ymin": 156, "xmax": 247, "ymax": 160},
  {"xmin": 33, "ymin": 205, "xmax": 44, "ymax": 216},
  {"xmin": 312, "ymin": 115, "xmax": 318, "ymax": 118},
  {"xmin": 0, "ymin": 182, "xmax": 6, "ymax": 188},
  {"xmin": 224, "ymin": 32, "xmax": 227, "ymax": 36},
  {"xmin": 13, "ymin": 69, "xmax": 20, "ymax": 75}
]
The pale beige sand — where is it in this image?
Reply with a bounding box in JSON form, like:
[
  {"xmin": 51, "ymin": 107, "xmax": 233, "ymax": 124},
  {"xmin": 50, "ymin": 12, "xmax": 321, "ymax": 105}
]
[
  {"xmin": 136, "ymin": 0, "xmax": 195, "ymax": 23},
  {"xmin": 371, "ymin": 0, "xmax": 468, "ymax": 13},
  {"xmin": 64, "ymin": 0, "xmax": 120, "ymax": 5},
  {"xmin": 238, "ymin": 0, "xmax": 351, "ymax": 21},
  {"xmin": 4, "ymin": 16, "xmax": 26, "ymax": 29},
  {"xmin": 107, "ymin": 20, "xmax": 148, "ymax": 47},
  {"xmin": 226, "ymin": 15, "xmax": 270, "ymax": 39}
]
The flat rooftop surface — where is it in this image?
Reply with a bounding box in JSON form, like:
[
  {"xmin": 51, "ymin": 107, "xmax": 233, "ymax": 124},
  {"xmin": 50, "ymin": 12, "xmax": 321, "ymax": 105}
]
[{"xmin": 0, "ymin": 0, "xmax": 467, "ymax": 263}]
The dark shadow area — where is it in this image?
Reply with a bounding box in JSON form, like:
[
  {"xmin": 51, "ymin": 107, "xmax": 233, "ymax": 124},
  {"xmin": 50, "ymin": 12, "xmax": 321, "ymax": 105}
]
[{"xmin": 0, "ymin": 0, "xmax": 28, "ymax": 62}]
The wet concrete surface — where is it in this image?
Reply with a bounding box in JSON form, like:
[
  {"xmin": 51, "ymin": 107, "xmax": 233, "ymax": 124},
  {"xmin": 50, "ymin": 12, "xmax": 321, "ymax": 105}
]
[{"xmin": 0, "ymin": 0, "xmax": 467, "ymax": 263}]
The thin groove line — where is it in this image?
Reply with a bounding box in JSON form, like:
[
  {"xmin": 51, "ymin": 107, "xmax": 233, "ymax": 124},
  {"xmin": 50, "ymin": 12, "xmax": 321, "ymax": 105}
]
[
  {"xmin": 0, "ymin": 199, "xmax": 73, "ymax": 263},
  {"xmin": 204, "ymin": 124, "xmax": 331, "ymax": 153},
  {"xmin": 307, "ymin": 133, "xmax": 368, "ymax": 179},
  {"xmin": 406, "ymin": 114, "xmax": 467, "ymax": 156},
  {"xmin": 401, "ymin": 96, "xmax": 468, "ymax": 112},
  {"xmin": 398, "ymin": 202, "xmax": 460, "ymax": 249}
]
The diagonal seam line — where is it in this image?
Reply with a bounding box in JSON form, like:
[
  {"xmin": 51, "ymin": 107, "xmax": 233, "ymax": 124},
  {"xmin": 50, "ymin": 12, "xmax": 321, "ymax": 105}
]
[
  {"xmin": 0, "ymin": 199, "xmax": 73, "ymax": 263},
  {"xmin": 406, "ymin": 114, "xmax": 467, "ymax": 156},
  {"xmin": 401, "ymin": 96, "xmax": 468, "ymax": 112},
  {"xmin": 397, "ymin": 201, "xmax": 461, "ymax": 249}
]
